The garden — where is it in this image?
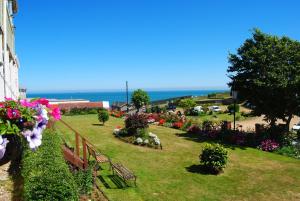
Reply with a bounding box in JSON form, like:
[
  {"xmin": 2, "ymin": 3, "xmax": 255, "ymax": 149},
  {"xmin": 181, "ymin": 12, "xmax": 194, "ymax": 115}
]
[{"xmin": 56, "ymin": 114, "xmax": 300, "ymax": 201}]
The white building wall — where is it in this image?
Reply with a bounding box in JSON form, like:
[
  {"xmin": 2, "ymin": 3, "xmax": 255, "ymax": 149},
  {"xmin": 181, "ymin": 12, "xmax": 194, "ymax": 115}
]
[{"xmin": 0, "ymin": 0, "xmax": 19, "ymax": 101}]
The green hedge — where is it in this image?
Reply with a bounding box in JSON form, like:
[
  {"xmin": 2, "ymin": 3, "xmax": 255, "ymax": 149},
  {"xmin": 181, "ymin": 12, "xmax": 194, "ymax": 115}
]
[
  {"xmin": 61, "ymin": 107, "xmax": 99, "ymax": 116},
  {"xmin": 22, "ymin": 129, "xmax": 79, "ymax": 201}
]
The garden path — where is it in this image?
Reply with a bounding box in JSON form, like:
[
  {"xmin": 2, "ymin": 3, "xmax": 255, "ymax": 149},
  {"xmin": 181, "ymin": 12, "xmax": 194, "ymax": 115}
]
[{"xmin": 0, "ymin": 162, "xmax": 12, "ymax": 201}]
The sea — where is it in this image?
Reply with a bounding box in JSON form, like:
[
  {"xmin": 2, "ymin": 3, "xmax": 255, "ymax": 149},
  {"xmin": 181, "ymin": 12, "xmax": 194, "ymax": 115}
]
[{"xmin": 27, "ymin": 90, "xmax": 228, "ymax": 103}]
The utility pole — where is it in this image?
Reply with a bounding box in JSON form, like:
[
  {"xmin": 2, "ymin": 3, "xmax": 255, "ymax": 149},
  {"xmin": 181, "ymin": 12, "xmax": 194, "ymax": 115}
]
[{"xmin": 126, "ymin": 81, "xmax": 129, "ymax": 113}]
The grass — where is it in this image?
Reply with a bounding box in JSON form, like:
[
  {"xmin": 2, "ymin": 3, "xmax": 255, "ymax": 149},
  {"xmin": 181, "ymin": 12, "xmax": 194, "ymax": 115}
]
[{"xmin": 56, "ymin": 114, "xmax": 300, "ymax": 201}]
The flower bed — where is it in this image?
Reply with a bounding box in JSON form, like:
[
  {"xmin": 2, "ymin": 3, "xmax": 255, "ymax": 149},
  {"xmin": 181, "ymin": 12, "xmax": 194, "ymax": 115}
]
[
  {"xmin": 113, "ymin": 128, "xmax": 162, "ymax": 149},
  {"xmin": 112, "ymin": 113, "xmax": 162, "ymax": 149}
]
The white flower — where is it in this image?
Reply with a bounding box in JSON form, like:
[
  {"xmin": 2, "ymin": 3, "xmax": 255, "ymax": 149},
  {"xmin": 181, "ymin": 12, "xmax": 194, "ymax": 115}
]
[
  {"xmin": 41, "ymin": 108, "xmax": 49, "ymax": 121},
  {"xmin": 0, "ymin": 135, "xmax": 9, "ymax": 160},
  {"xmin": 113, "ymin": 128, "xmax": 120, "ymax": 135},
  {"xmin": 149, "ymin": 132, "xmax": 157, "ymax": 138},
  {"xmin": 154, "ymin": 137, "xmax": 160, "ymax": 145},
  {"xmin": 135, "ymin": 137, "xmax": 143, "ymax": 144},
  {"xmin": 144, "ymin": 139, "xmax": 149, "ymax": 144}
]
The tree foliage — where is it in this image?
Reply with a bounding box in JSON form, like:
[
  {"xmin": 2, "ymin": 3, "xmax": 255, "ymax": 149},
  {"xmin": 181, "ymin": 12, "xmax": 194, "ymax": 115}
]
[
  {"xmin": 178, "ymin": 98, "xmax": 196, "ymax": 113},
  {"xmin": 131, "ymin": 89, "xmax": 150, "ymax": 112},
  {"xmin": 228, "ymin": 29, "xmax": 300, "ymax": 129},
  {"xmin": 98, "ymin": 108, "xmax": 109, "ymax": 125}
]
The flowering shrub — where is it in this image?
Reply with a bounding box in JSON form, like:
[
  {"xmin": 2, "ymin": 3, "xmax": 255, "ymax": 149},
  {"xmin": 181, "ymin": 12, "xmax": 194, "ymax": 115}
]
[
  {"xmin": 0, "ymin": 98, "xmax": 61, "ymax": 159},
  {"xmin": 199, "ymin": 143, "xmax": 228, "ymax": 174},
  {"xmin": 158, "ymin": 119, "xmax": 166, "ymax": 125},
  {"xmin": 125, "ymin": 113, "xmax": 149, "ymax": 135},
  {"xmin": 173, "ymin": 121, "xmax": 183, "ymax": 129},
  {"xmin": 110, "ymin": 110, "xmax": 125, "ymax": 118},
  {"xmin": 259, "ymin": 139, "xmax": 279, "ymax": 152},
  {"xmin": 187, "ymin": 125, "xmax": 201, "ymax": 134}
]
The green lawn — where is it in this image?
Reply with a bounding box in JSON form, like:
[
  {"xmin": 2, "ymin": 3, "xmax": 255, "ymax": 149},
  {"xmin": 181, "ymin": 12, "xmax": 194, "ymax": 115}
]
[{"xmin": 56, "ymin": 115, "xmax": 300, "ymax": 201}]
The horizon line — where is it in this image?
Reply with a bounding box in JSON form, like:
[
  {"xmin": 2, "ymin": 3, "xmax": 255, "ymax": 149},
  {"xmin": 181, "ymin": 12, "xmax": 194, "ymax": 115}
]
[{"xmin": 27, "ymin": 87, "xmax": 229, "ymax": 94}]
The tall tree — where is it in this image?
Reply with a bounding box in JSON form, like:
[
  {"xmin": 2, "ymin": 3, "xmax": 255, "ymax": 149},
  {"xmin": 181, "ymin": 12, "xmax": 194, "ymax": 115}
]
[
  {"xmin": 131, "ymin": 89, "xmax": 150, "ymax": 112},
  {"xmin": 228, "ymin": 29, "xmax": 300, "ymax": 130}
]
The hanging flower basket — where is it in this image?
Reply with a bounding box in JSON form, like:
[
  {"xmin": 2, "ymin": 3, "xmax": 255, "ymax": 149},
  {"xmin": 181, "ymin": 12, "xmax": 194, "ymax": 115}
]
[{"xmin": 0, "ymin": 98, "xmax": 61, "ymax": 160}]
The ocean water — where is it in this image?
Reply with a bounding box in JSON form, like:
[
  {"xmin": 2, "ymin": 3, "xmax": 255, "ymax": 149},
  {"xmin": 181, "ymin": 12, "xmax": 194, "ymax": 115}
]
[{"xmin": 27, "ymin": 90, "xmax": 228, "ymax": 103}]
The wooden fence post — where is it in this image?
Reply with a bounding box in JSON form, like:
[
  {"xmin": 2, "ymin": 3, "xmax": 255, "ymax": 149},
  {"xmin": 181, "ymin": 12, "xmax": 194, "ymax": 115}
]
[
  {"xmin": 75, "ymin": 132, "xmax": 80, "ymax": 157},
  {"xmin": 82, "ymin": 138, "xmax": 88, "ymax": 169}
]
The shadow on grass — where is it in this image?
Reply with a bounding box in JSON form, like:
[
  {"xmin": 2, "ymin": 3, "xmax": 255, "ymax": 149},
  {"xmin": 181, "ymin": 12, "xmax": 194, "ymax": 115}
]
[
  {"xmin": 185, "ymin": 164, "xmax": 221, "ymax": 175},
  {"xmin": 97, "ymin": 175, "xmax": 127, "ymax": 189},
  {"xmin": 176, "ymin": 132, "xmax": 247, "ymax": 150},
  {"xmin": 92, "ymin": 123, "xmax": 104, "ymax": 126}
]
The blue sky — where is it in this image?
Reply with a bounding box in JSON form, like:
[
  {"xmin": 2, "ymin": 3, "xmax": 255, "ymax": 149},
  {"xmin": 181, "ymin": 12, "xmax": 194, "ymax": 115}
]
[{"xmin": 15, "ymin": 0, "xmax": 300, "ymax": 92}]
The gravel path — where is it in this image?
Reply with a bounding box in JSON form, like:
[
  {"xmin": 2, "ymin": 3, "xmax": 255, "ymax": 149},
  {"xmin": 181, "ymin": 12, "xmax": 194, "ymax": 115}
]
[
  {"xmin": 235, "ymin": 115, "xmax": 300, "ymax": 131},
  {"xmin": 0, "ymin": 162, "xmax": 12, "ymax": 201}
]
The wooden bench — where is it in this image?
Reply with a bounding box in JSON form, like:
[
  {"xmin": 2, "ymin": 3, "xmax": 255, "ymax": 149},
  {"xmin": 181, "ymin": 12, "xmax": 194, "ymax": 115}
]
[
  {"xmin": 86, "ymin": 143, "xmax": 111, "ymax": 169},
  {"xmin": 111, "ymin": 163, "xmax": 137, "ymax": 186}
]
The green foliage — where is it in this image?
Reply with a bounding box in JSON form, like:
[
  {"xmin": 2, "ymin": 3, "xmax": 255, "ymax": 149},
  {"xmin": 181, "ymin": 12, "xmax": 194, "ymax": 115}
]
[
  {"xmin": 74, "ymin": 162, "xmax": 94, "ymax": 195},
  {"xmin": 207, "ymin": 93, "xmax": 217, "ymax": 98},
  {"xmin": 125, "ymin": 113, "xmax": 149, "ymax": 135},
  {"xmin": 178, "ymin": 98, "xmax": 196, "ymax": 113},
  {"xmin": 62, "ymin": 107, "xmax": 99, "ymax": 116},
  {"xmin": 131, "ymin": 89, "xmax": 150, "ymax": 112},
  {"xmin": 98, "ymin": 108, "xmax": 109, "ymax": 125},
  {"xmin": 228, "ymin": 29, "xmax": 300, "ymax": 129},
  {"xmin": 275, "ymin": 146, "xmax": 300, "ymax": 159},
  {"xmin": 199, "ymin": 143, "xmax": 228, "ymax": 174},
  {"xmin": 227, "ymin": 104, "xmax": 240, "ymax": 113},
  {"xmin": 22, "ymin": 129, "xmax": 78, "ymax": 201}
]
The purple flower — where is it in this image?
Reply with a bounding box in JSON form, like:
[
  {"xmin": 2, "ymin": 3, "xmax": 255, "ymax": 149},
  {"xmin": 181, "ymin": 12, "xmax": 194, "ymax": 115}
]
[
  {"xmin": 0, "ymin": 135, "xmax": 9, "ymax": 160},
  {"xmin": 22, "ymin": 128, "xmax": 43, "ymax": 150}
]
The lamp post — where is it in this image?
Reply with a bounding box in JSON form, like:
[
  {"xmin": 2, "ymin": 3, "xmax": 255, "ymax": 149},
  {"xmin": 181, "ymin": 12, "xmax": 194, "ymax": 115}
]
[
  {"xmin": 126, "ymin": 81, "xmax": 129, "ymax": 113},
  {"xmin": 231, "ymin": 80, "xmax": 238, "ymax": 131}
]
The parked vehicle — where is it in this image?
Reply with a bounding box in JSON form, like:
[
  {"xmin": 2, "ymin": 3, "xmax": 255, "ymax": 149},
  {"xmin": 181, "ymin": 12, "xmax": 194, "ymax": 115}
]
[
  {"xmin": 209, "ymin": 106, "xmax": 221, "ymax": 112},
  {"xmin": 193, "ymin": 106, "xmax": 203, "ymax": 112},
  {"xmin": 292, "ymin": 122, "xmax": 300, "ymax": 131}
]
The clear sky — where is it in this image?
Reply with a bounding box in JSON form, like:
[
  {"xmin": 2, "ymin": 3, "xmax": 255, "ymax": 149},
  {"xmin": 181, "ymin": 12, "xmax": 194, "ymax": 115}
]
[{"xmin": 15, "ymin": 0, "xmax": 300, "ymax": 92}]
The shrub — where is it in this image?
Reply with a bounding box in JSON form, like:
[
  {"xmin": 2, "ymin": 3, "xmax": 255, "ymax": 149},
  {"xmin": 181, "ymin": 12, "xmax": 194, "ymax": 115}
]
[
  {"xmin": 158, "ymin": 119, "xmax": 166, "ymax": 125},
  {"xmin": 160, "ymin": 113, "xmax": 180, "ymax": 123},
  {"xmin": 199, "ymin": 143, "xmax": 228, "ymax": 174},
  {"xmin": 74, "ymin": 162, "xmax": 94, "ymax": 195},
  {"xmin": 178, "ymin": 98, "xmax": 196, "ymax": 114},
  {"xmin": 227, "ymin": 104, "xmax": 240, "ymax": 113},
  {"xmin": 275, "ymin": 146, "xmax": 300, "ymax": 159},
  {"xmin": 173, "ymin": 121, "xmax": 183, "ymax": 129},
  {"xmin": 182, "ymin": 121, "xmax": 192, "ymax": 131},
  {"xmin": 125, "ymin": 113, "xmax": 149, "ymax": 135},
  {"xmin": 98, "ymin": 108, "xmax": 109, "ymax": 125},
  {"xmin": 259, "ymin": 139, "xmax": 279, "ymax": 152},
  {"xmin": 188, "ymin": 125, "xmax": 201, "ymax": 134},
  {"xmin": 22, "ymin": 129, "xmax": 78, "ymax": 201}
]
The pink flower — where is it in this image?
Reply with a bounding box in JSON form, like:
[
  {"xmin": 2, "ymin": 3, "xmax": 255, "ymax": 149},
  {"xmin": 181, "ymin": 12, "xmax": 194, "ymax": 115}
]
[
  {"xmin": 50, "ymin": 107, "xmax": 61, "ymax": 120},
  {"xmin": 20, "ymin": 99, "xmax": 36, "ymax": 107},
  {"xmin": 7, "ymin": 108, "xmax": 21, "ymax": 119},
  {"xmin": 36, "ymin": 98, "xmax": 49, "ymax": 107},
  {"xmin": 4, "ymin": 97, "xmax": 13, "ymax": 101}
]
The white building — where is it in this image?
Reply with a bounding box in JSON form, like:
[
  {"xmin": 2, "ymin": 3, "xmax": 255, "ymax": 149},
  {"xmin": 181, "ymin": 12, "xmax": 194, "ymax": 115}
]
[{"xmin": 0, "ymin": 0, "xmax": 19, "ymax": 101}]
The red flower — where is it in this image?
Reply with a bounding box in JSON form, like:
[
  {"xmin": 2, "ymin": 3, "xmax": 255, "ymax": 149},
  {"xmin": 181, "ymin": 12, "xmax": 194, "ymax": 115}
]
[
  {"xmin": 7, "ymin": 108, "xmax": 21, "ymax": 119},
  {"xmin": 173, "ymin": 121, "xmax": 183, "ymax": 129},
  {"xmin": 159, "ymin": 119, "xmax": 165, "ymax": 125}
]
